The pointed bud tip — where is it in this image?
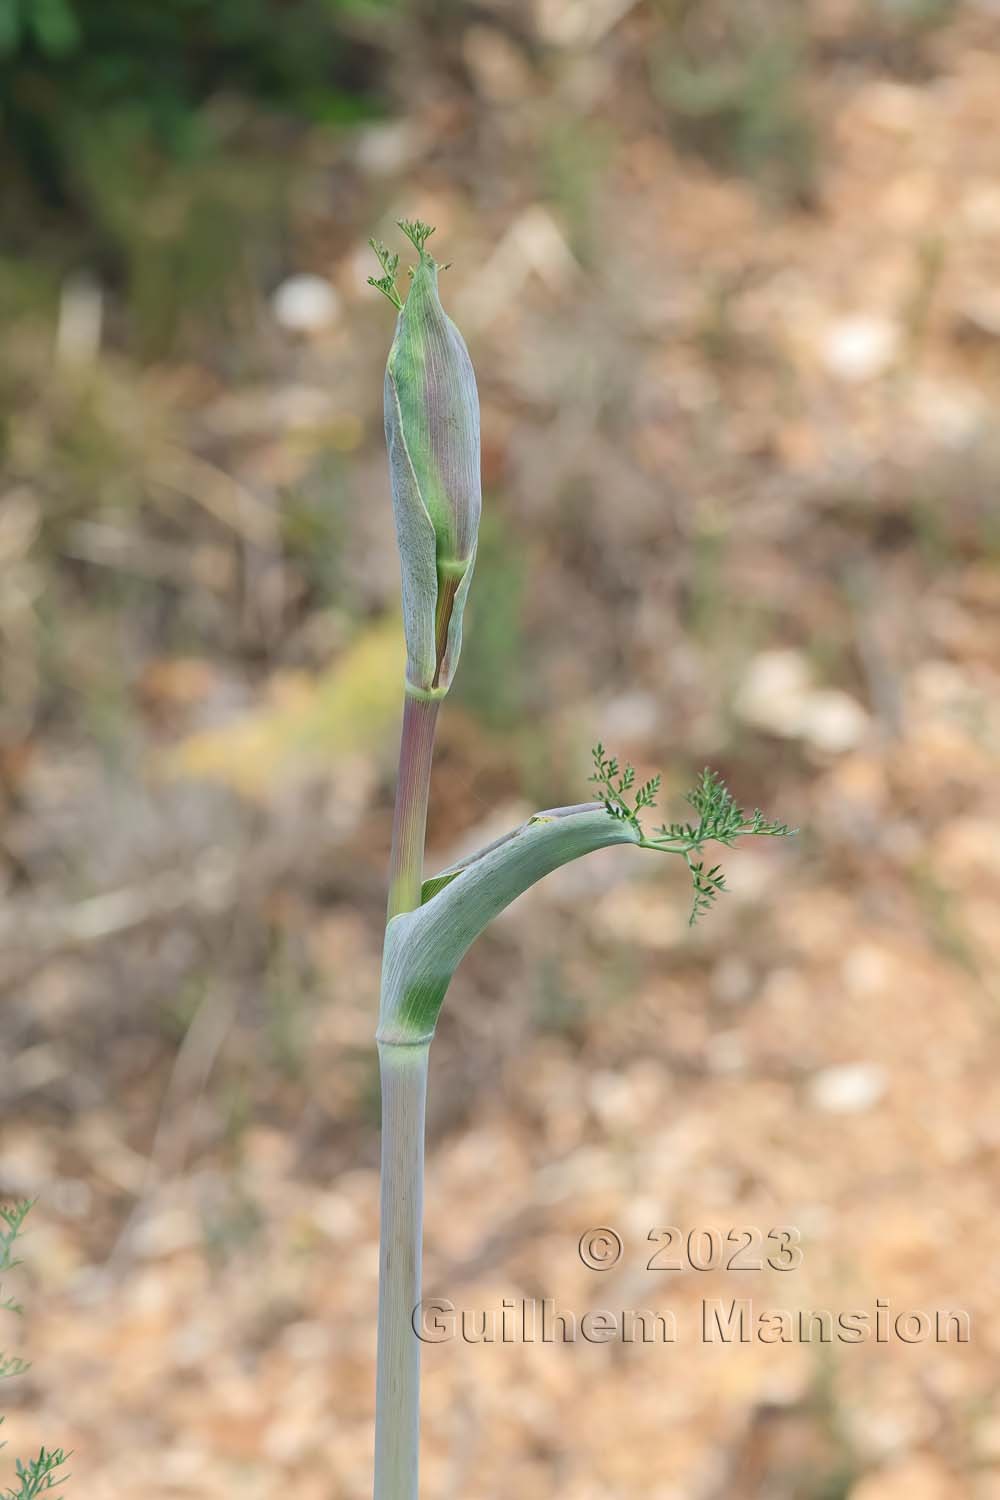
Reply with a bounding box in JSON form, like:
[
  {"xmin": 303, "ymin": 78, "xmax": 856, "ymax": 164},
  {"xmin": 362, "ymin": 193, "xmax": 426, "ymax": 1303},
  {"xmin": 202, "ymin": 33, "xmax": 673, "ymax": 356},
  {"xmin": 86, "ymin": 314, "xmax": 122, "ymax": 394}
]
[{"xmin": 397, "ymin": 219, "xmax": 437, "ymax": 259}]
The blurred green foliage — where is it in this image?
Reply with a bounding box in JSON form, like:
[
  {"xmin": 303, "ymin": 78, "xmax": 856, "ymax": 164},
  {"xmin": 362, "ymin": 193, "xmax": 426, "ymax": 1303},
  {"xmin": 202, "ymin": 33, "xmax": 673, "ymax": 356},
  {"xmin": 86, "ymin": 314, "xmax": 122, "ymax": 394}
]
[
  {"xmin": 540, "ymin": 119, "xmax": 613, "ymax": 265},
  {"xmin": 0, "ymin": 0, "xmax": 391, "ymax": 349},
  {"xmin": 453, "ymin": 509, "xmax": 528, "ymax": 732},
  {"xmin": 660, "ymin": 41, "xmax": 816, "ymax": 203},
  {"xmin": 651, "ymin": 3, "xmax": 817, "ymax": 206},
  {"xmin": 651, "ymin": 0, "xmax": 959, "ymax": 202}
]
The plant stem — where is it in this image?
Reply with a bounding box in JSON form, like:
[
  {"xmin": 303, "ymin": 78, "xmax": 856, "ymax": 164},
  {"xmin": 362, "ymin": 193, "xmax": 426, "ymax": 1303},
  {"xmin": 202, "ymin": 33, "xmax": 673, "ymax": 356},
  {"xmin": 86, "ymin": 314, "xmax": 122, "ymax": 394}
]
[
  {"xmin": 387, "ymin": 691, "xmax": 440, "ymax": 921},
  {"xmin": 377, "ymin": 686, "xmax": 439, "ymax": 1499},
  {"xmin": 373, "ymin": 1039, "xmax": 429, "ymax": 1500}
]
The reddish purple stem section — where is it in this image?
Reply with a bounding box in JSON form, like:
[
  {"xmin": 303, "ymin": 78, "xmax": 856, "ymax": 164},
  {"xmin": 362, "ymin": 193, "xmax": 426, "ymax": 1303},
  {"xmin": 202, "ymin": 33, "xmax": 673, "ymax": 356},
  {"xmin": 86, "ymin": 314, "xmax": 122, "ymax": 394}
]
[{"xmin": 387, "ymin": 692, "xmax": 440, "ymax": 919}]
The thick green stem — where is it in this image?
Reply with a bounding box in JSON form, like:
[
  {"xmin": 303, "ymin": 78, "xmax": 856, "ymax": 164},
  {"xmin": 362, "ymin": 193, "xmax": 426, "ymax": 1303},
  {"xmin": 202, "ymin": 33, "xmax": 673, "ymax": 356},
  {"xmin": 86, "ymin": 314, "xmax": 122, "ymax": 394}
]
[
  {"xmin": 377, "ymin": 685, "xmax": 438, "ymax": 1499},
  {"xmin": 374, "ymin": 1040, "xmax": 429, "ymax": 1500},
  {"xmin": 387, "ymin": 691, "xmax": 440, "ymax": 920}
]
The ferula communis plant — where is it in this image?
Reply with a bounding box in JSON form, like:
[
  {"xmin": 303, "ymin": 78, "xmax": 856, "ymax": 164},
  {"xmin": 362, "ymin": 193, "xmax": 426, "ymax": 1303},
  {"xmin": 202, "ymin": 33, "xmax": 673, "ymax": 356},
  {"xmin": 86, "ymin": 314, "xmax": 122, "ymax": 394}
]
[
  {"xmin": 1, "ymin": 1201, "xmax": 70, "ymax": 1498},
  {"xmin": 370, "ymin": 221, "xmax": 793, "ymax": 1500}
]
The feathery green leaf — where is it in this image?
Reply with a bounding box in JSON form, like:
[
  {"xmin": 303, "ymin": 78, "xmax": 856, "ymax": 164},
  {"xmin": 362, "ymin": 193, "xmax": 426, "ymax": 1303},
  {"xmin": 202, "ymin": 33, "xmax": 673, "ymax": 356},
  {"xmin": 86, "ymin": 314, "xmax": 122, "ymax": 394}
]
[{"xmin": 592, "ymin": 747, "xmax": 795, "ymax": 925}]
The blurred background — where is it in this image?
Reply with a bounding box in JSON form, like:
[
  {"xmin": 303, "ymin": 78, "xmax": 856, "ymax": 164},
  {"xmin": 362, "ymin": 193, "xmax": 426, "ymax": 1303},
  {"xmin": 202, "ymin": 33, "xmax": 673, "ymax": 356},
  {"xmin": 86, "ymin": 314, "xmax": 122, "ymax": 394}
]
[{"xmin": 1, "ymin": 0, "xmax": 999, "ymax": 1495}]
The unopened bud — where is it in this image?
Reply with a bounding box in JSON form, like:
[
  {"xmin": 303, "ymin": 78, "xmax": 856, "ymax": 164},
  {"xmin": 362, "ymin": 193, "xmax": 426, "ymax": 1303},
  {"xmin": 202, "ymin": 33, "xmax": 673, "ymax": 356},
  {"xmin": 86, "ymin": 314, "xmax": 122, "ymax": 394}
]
[{"xmin": 371, "ymin": 220, "xmax": 481, "ymax": 696}]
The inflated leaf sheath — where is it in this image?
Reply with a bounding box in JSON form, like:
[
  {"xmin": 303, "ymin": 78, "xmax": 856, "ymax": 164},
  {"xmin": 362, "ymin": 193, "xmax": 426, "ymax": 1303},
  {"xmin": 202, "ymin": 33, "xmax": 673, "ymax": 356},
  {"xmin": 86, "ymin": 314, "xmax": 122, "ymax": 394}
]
[
  {"xmin": 384, "ymin": 245, "xmax": 481, "ymax": 696},
  {"xmin": 378, "ymin": 804, "xmax": 640, "ymax": 1043}
]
